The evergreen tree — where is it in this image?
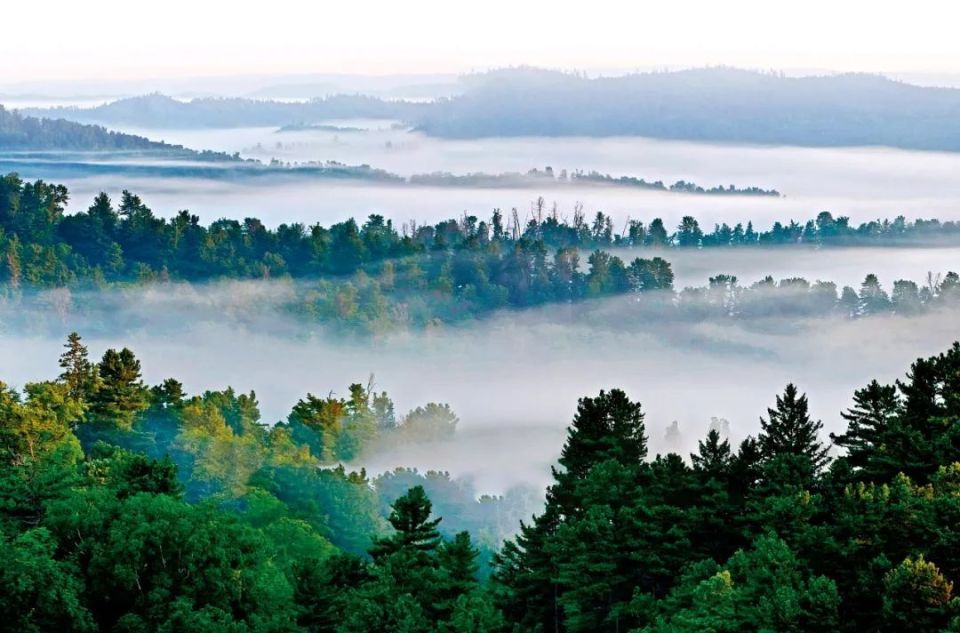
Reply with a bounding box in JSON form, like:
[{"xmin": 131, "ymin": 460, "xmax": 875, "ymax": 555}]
[
  {"xmin": 692, "ymin": 429, "xmax": 733, "ymax": 477},
  {"xmin": 494, "ymin": 389, "xmax": 648, "ymax": 632},
  {"xmin": 881, "ymin": 556, "xmax": 957, "ymax": 632},
  {"xmin": 436, "ymin": 531, "xmax": 481, "ymax": 618},
  {"xmin": 831, "ymin": 380, "xmax": 900, "ymax": 480},
  {"xmin": 88, "ymin": 348, "xmax": 148, "ymax": 430},
  {"xmin": 370, "ymin": 485, "xmax": 442, "ymax": 559},
  {"xmin": 758, "ymin": 384, "xmax": 829, "ymax": 484},
  {"xmin": 859, "ymin": 274, "xmax": 892, "ymax": 315},
  {"xmin": 58, "ymin": 332, "xmax": 96, "ymax": 402}
]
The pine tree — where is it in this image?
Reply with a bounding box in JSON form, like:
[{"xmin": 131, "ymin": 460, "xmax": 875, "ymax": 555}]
[
  {"xmin": 758, "ymin": 384, "xmax": 829, "ymax": 483},
  {"xmin": 369, "ymin": 485, "xmax": 441, "ymax": 560},
  {"xmin": 57, "ymin": 332, "xmax": 96, "ymax": 402},
  {"xmin": 831, "ymin": 380, "xmax": 900, "ymax": 479},
  {"xmin": 493, "ymin": 389, "xmax": 648, "ymax": 633},
  {"xmin": 557, "ymin": 388, "xmax": 647, "ymax": 482},
  {"xmin": 858, "ymin": 274, "xmax": 892, "ymax": 315},
  {"xmin": 436, "ymin": 531, "xmax": 481, "ymax": 618},
  {"xmin": 88, "ymin": 348, "xmax": 148, "ymax": 430},
  {"xmin": 691, "ymin": 429, "xmax": 733, "ymax": 477},
  {"xmin": 881, "ymin": 556, "xmax": 955, "ymax": 632}
]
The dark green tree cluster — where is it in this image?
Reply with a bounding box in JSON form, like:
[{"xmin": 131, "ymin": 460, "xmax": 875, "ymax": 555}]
[
  {"xmin": 306, "ymin": 486, "xmax": 502, "ymax": 633},
  {"xmin": 290, "ymin": 243, "xmax": 673, "ymax": 333},
  {"xmin": 3, "ymin": 175, "xmax": 959, "ymax": 293},
  {"xmin": 493, "ymin": 342, "xmax": 960, "ymax": 632},
  {"xmin": 0, "ymin": 175, "xmax": 666, "ymax": 306}
]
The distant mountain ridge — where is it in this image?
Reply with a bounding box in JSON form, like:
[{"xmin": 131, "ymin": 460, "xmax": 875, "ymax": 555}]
[
  {"xmin": 416, "ymin": 67, "xmax": 960, "ymax": 149},
  {"xmin": 18, "ymin": 67, "xmax": 960, "ymax": 152}
]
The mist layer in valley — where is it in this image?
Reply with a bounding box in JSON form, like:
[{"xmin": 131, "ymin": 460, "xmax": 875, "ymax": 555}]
[
  {"xmin": 3, "ymin": 277, "xmax": 959, "ymax": 493},
  {"xmin": 15, "ymin": 126, "xmax": 960, "ymax": 237}
]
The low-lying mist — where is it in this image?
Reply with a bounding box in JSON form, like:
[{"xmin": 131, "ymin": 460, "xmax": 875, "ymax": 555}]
[
  {"xmin": 613, "ymin": 245, "xmax": 960, "ymax": 289},
  {"xmin": 3, "ymin": 277, "xmax": 958, "ymax": 494},
  {"xmin": 43, "ymin": 172, "xmax": 960, "ymax": 239},
  {"xmin": 17, "ymin": 124, "xmax": 960, "ymax": 235}
]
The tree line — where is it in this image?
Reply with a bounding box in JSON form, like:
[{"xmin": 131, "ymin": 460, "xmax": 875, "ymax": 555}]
[
  {"xmin": 3, "ymin": 174, "xmax": 959, "ymax": 291},
  {"xmin": 493, "ymin": 340, "xmax": 960, "ymax": 632}
]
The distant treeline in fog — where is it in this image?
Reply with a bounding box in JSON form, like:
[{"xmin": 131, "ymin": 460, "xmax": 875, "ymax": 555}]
[
  {"xmin": 2, "ymin": 174, "xmax": 960, "ymax": 335},
  {"xmin": 23, "ymin": 67, "xmax": 960, "ymax": 152},
  {"xmin": 0, "ymin": 105, "xmax": 240, "ymax": 160},
  {"xmin": 408, "ymin": 167, "xmax": 780, "ymax": 196},
  {"xmin": 1, "ymin": 173, "xmax": 958, "ymax": 289},
  {"xmin": 21, "ymin": 92, "xmax": 419, "ymax": 129}
]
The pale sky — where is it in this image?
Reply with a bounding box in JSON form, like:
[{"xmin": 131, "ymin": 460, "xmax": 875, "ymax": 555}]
[{"xmin": 3, "ymin": 0, "xmax": 960, "ymax": 83}]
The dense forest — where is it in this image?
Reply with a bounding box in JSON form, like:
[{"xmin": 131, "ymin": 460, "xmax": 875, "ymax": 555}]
[
  {"xmin": 4, "ymin": 332, "xmax": 960, "ymax": 630},
  {"xmin": 1, "ymin": 174, "xmax": 958, "ymax": 334},
  {"xmin": 2, "ymin": 173, "xmax": 958, "ymax": 292},
  {"xmin": 24, "ymin": 68, "xmax": 960, "ymax": 152}
]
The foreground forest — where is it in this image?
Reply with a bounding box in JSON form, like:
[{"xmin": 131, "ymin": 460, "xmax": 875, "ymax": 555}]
[{"xmin": 4, "ymin": 334, "xmax": 960, "ymax": 631}]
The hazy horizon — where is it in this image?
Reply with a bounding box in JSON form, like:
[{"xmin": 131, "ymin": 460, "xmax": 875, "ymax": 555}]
[{"xmin": 5, "ymin": 1, "xmax": 960, "ymax": 86}]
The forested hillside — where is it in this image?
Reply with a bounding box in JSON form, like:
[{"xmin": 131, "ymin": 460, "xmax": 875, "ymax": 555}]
[
  {"xmin": 22, "ymin": 93, "xmax": 418, "ymax": 129},
  {"xmin": 4, "ymin": 333, "xmax": 960, "ymax": 631},
  {"xmin": 0, "ymin": 107, "xmax": 236, "ymax": 158},
  {"xmin": 416, "ymin": 68, "xmax": 960, "ymax": 150}
]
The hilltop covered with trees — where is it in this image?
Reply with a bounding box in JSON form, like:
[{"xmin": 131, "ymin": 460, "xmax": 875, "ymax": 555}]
[
  {"xmin": 22, "ymin": 93, "xmax": 419, "ymax": 129},
  {"xmin": 0, "ymin": 107, "xmax": 239, "ymax": 159},
  {"xmin": 495, "ymin": 341, "xmax": 960, "ymax": 631},
  {"xmin": 5, "ymin": 333, "xmax": 960, "ymax": 630},
  {"xmin": 416, "ymin": 67, "xmax": 960, "ymax": 150}
]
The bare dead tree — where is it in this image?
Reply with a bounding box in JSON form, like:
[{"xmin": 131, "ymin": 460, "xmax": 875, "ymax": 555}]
[{"xmin": 573, "ymin": 201, "xmax": 585, "ymax": 230}]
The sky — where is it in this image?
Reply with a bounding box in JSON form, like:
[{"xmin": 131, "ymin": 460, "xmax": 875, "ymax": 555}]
[{"xmin": 3, "ymin": 0, "xmax": 960, "ymax": 84}]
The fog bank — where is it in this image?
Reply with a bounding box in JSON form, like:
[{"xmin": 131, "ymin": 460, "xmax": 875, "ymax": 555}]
[{"xmin": 2, "ymin": 280, "xmax": 958, "ymax": 492}]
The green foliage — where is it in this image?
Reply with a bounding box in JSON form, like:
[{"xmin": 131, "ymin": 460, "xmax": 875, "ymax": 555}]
[
  {"xmin": 0, "ymin": 528, "xmax": 94, "ymax": 632},
  {"xmin": 758, "ymin": 383, "xmax": 829, "ymax": 487},
  {"xmin": 5, "ymin": 175, "xmax": 959, "ymax": 337},
  {"xmin": 88, "ymin": 348, "xmax": 148, "ymax": 430},
  {"xmin": 369, "ymin": 485, "xmax": 441, "ymax": 559},
  {"xmin": 5, "ymin": 333, "xmax": 960, "ymax": 631},
  {"xmin": 881, "ymin": 556, "xmax": 957, "ymax": 632},
  {"xmin": 641, "ymin": 535, "xmax": 840, "ymax": 633},
  {"xmin": 493, "ymin": 342, "xmax": 960, "ymax": 633}
]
